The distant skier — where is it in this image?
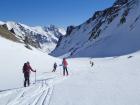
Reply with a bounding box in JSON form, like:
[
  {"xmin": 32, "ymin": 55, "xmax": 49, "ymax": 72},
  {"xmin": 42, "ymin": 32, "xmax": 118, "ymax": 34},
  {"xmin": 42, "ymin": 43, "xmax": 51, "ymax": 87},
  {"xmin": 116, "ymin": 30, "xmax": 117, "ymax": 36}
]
[
  {"xmin": 62, "ymin": 58, "xmax": 69, "ymax": 76},
  {"xmin": 52, "ymin": 62, "xmax": 57, "ymax": 72},
  {"xmin": 90, "ymin": 61, "xmax": 94, "ymax": 67},
  {"xmin": 22, "ymin": 61, "xmax": 36, "ymax": 87}
]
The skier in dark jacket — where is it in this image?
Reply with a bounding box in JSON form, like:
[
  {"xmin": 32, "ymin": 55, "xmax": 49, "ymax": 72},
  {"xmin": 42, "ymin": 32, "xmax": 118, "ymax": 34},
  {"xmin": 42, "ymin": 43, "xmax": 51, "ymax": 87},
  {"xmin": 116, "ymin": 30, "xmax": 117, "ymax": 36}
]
[
  {"xmin": 90, "ymin": 61, "xmax": 94, "ymax": 67},
  {"xmin": 22, "ymin": 61, "xmax": 36, "ymax": 87},
  {"xmin": 52, "ymin": 62, "xmax": 57, "ymax": 72},
  {"xmin": 62, "ymin": 58, "xmax": 69, "ymax": 76}
]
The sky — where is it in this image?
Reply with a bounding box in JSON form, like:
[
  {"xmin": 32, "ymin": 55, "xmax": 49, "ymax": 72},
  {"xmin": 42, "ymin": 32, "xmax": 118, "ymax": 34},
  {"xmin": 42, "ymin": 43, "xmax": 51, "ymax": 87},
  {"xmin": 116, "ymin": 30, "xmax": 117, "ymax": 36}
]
[{"xmin": 0, "ymin": 0, "xmax": 115, "ymax": 28}]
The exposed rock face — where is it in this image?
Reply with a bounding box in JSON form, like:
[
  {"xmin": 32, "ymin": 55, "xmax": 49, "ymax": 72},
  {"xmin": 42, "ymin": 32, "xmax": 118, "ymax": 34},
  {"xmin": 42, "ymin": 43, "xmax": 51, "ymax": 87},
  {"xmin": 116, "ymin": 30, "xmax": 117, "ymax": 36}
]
[{"xmin": 66, "ymin": 26, "xmax": 75, "ymax": 36}]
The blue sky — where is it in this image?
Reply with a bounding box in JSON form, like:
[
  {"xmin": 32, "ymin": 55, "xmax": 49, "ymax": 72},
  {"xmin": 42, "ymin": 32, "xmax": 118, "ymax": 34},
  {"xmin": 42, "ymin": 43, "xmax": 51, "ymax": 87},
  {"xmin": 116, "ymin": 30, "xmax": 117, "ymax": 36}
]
[{"xmin": 0, "ymin": 0, "xmax": 115, "ymax": 28}]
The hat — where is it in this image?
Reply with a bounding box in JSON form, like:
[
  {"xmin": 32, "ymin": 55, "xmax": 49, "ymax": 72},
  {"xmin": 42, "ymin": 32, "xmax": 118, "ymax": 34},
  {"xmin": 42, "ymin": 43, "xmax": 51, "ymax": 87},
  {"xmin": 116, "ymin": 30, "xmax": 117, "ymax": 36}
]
[{"xmin": 27, "ymin": 61, "xmax": 30, "ymax": 64}]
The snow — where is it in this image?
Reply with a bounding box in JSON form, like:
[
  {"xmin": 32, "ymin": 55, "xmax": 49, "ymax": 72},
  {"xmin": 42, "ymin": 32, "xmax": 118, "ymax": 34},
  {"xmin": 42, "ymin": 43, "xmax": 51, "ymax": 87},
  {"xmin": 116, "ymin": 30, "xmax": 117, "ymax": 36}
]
[
  {"xmin": 32, "ymin": 26, "xmax": 47, "ymax": 35},
  {"xmin": 58, "ymin": 28, "xmax": 66, "ymax": 35},
  {"xmin": 50, "ymin": 55, "xmax": 140, "ymax": 105},
  {"xmin": 0, "ymin": 21, "xmax": 4, "ymax": 25},
  {"xmin": 0, "ymin": 36, "xmax": 61, "ymax": 90},
  {"xmin": 0, "ymin": 36, "xmax": 140, "ymax": 105}
]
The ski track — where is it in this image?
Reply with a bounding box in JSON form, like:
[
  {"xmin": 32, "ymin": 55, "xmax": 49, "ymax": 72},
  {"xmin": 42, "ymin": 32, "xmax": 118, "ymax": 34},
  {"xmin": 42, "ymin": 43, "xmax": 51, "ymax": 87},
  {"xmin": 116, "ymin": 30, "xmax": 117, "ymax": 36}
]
[{"xmin": 0, "ymin": 73, "xmax": 62, "ymax": 105}]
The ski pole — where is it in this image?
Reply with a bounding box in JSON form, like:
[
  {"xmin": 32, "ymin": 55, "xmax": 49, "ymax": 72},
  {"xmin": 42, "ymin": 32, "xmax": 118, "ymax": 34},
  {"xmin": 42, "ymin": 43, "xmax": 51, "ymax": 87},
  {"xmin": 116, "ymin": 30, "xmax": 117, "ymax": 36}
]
[{"xmin": 35, "ymin": 70, "xmax": 36, "ymax": 84}]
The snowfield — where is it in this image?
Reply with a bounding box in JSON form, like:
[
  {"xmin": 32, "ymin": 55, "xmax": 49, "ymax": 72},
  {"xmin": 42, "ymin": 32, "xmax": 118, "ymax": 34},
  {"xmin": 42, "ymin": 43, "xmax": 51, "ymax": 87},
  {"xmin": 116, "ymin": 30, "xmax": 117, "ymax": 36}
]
[
  {"xmin": 0, "ymin": 36, "xmax": 140, "ymax": 105},
  {"xmin": 50, "ymin": 56, "xmax": 140, "ymax": 105},
  {"xmin": 0, "ymin": 36, "xmax": 61, "ymax": 90}
]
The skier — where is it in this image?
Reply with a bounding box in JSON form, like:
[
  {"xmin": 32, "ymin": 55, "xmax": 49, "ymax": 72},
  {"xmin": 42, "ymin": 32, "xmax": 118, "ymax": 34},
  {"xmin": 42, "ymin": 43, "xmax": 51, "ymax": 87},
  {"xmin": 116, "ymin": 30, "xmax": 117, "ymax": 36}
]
[
  {"xmin": 22, "ymin": 61, "xmax": 36, "ymax": 87},
  {"xmin": 62, "ymin": 58, "xmax": 69, "ymax": 76},
  {"xmin": 52, "ymin": 62, "xmax": 57, "ymax": 72},
  {"xmin": 90, "ymin": 61, "xmax": 94, "ymax": 67}
]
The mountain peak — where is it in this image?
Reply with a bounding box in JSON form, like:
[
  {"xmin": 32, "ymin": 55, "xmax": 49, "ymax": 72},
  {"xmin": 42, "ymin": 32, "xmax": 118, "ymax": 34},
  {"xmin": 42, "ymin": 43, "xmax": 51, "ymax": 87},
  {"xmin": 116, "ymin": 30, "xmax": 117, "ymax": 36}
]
[
  {"xmin": 0, "ymin": 21, "xmax": 66, "ymax": 53},
  {"xmin": 113, "ymin": 0, "xmax": 129, "ymax": 6},
  {"xmin": 51, "ymin": 0, "xmax": 140, "ymax": 57}
]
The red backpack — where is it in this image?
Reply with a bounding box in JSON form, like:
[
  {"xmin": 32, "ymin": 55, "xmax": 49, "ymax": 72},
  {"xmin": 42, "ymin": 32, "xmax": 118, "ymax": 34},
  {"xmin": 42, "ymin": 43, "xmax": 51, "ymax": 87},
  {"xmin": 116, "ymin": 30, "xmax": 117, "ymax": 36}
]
[{"xmin": 63, "ymin": 60, "xmax": 68, "ymax": 66}]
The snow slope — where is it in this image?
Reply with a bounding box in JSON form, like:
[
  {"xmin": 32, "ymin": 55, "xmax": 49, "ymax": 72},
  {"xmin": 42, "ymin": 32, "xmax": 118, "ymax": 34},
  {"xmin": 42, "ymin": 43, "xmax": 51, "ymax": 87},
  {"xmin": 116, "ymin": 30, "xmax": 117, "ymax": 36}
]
[
  {"xmin": 0, "ymin": 36, "xmax": 62, "ymax": 90},
  {"xmin": 52, "ymin": 0, "xmax": 140, "ymax": 58},
  {"xmin": 0, "ymin": 36, "xmax": 140, "ymax": 105},
  {"xmin": 50, "ymin": 55, "xmax": 140, "ymax": 105}
]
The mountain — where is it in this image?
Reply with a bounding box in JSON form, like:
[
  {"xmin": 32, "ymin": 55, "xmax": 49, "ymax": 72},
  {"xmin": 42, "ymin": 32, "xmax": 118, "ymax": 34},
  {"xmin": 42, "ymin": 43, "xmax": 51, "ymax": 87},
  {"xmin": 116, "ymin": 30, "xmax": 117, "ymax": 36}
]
[
  {"xmin": 0, "ymin": 21, "xmax": 66, "ymax": 53},
  {"xmin": 51, "ymin": 0, "xmax": 140, "ymax": 58},
  {"xmin": 1, "ymin": 1, "xmax": 140, "ymax": 105}
]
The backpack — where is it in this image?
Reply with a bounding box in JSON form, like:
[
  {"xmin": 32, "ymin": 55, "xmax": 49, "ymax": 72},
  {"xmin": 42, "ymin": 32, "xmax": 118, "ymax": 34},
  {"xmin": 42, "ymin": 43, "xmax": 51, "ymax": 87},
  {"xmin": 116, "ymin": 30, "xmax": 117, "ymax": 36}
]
[
  {"xmin": 63, "ymin": 60, "xmax": 68, "ymax": 66},
  {"xmin": 54, "ymin": 63, "xmax": 57, "ymax": 68},
  {"xmin": 23, "ymin": 63, "xmax": 28, "ymax": 73}
]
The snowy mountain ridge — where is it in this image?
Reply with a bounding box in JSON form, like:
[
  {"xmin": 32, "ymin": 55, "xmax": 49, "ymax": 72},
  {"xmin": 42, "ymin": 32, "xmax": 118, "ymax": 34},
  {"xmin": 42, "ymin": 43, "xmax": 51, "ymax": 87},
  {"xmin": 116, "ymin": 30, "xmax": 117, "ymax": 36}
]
[
  {"xmin": 51, "ymin": 0, "xmax": 140, "ymax": 58},
  {"xmin": 0, "ymin": 21, "xmax": 66, "ymax": 53}
]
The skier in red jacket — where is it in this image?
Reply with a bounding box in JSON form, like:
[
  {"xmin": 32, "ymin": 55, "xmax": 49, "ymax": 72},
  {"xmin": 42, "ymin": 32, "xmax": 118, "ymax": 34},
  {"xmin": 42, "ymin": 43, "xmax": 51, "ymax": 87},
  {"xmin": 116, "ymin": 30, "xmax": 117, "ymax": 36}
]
[
  {"xmin": 22, "ymin": 61, "xmax": 36, "ymax": 87},
  {"xmin": 62, "ymin": 58, "xmax": 69, "ymax": 76}
]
